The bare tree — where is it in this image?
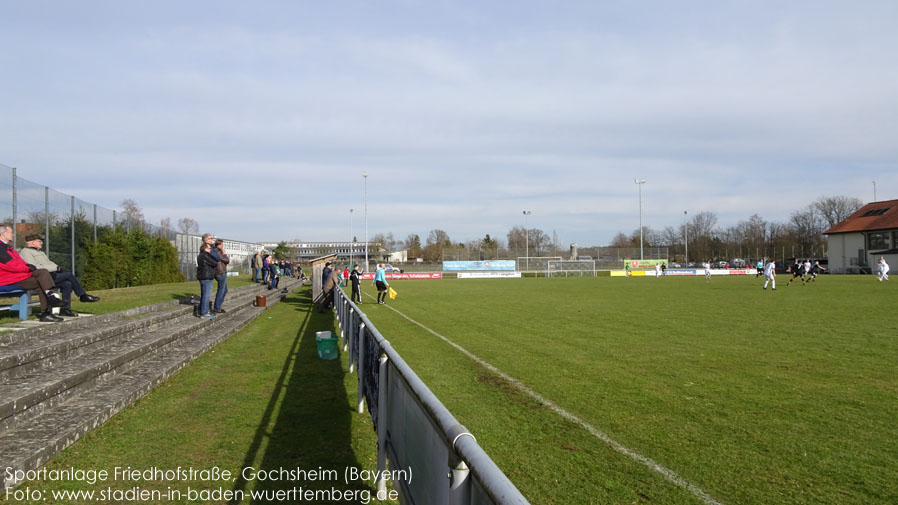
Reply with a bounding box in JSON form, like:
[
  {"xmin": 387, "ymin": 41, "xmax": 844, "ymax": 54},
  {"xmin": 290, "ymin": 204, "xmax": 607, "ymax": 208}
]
[
  {"xmin": 529, "ymin": 229, "xmax": 551, "ymax": 256},
  {"xmin": 404, "ymin": 234, "xmax": 422, "ymax": 258},
  {"xmin": 507, "ymin": 226, "xmax": 526, "ymax": 250},
  {"xmin": 159, "ymin": 217, "xmax": 171, "ymax": 230},
  {"xmin": 813, "ymin": 195, "xmax": 864, "ymax": 229},
  {"xmin": 426, "ymin": 229, "xmax": 451, "ymax": 247},
  {"xmin": 121, "ymin": 199, "xmax": 144, "ymax": 223},
  {"xmin": 690, "ymin": 211, "xmax": 718, "ymax": 238},
  {"xmin": 178, "ymin": 217, "xmax": 199, "ymax": 235},
  {"xmin": 609, "ymin": 232, "xmax": 632, "ymax": 248},
  {"xmin": 790, "ymin": 204, "xmax": 826, "ymax": 257}
]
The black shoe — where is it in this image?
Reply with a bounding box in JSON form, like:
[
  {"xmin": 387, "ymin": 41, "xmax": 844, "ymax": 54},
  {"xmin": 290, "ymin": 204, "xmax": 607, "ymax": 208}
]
[
  {"xmin": 47, "ymin": 294, "xmax": 64, "ymax": 307},
  {"xmin": 213, "ymin": 309, "xmax": 226, "ymax": 314},
  {"xmin": 79, "ymin": 294, "xmax": 100, "ymax": 303},
  {"xmin": 59, "ymin": 308, "xmax": 80, "ymax": 317},
  {"xmin": 39, "ymin": 310, "xmax": 64, "ymax": 322}
]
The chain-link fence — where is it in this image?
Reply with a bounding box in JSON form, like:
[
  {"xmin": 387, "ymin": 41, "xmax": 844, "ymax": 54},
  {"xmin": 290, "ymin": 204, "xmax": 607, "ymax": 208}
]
[{"xmin": 0, "ymin": 164, "xmax": 259, "ymax": 282}]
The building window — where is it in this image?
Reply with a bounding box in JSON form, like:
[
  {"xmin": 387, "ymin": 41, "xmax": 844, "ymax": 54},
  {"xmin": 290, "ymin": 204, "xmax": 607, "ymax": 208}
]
[
  {"xmin": 862, "ymin": 208, "xmax": 891, "ymax": 217},
  {"xmin": 867, "ymin": 232, "xmax": 891, "ymax": 251}
]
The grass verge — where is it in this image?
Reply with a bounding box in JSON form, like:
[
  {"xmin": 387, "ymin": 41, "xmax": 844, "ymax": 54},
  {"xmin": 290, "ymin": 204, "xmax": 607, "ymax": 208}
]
[{"xmin": 1, "ymin": 288, "xmax": 391, "ymax": 505}]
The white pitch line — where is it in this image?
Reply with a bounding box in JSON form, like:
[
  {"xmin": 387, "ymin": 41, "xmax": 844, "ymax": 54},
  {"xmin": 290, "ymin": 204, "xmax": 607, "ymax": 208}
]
[{"xmin": 365, "ymin": 292, "xmax": 724, "ymax": 505}]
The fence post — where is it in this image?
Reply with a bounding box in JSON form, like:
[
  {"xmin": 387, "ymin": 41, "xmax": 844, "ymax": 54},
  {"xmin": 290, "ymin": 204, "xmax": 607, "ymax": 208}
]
[
  {"xmin": 44, "ymin": 186, "xmax": 49, "ymax": 253},
  {"xmin": 447, "ymin": 425, "xmax": 474, "ymax": 505},
  {"xmin": 345, "ymin": 307, "xmax": 353, "ymax": 350},
  {"xmin": 357, "ymin": 324, "xmax": 366, "ymax": 414},
  {"xmin": 375, "ymin": 353, "xmax": 389, "ymax": 499},
  {"xmin": 71, "ymin": 196, "xmax": 75, "ymax": 276},
  {"xmin": 11, "ymin": 167, "xmax": 16, "ymax": 246}
]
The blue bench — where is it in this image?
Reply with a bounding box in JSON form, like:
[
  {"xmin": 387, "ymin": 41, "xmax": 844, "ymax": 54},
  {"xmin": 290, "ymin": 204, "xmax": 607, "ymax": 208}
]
[{"xmin": 0, "ymin": 285, "xmax": 37, "ymax": 320}]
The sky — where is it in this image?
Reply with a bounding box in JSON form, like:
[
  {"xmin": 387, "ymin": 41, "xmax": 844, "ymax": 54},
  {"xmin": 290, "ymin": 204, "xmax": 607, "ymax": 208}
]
[{"xmin": 2, "ymin": 1, "xmax": 897, "ymax": 246}]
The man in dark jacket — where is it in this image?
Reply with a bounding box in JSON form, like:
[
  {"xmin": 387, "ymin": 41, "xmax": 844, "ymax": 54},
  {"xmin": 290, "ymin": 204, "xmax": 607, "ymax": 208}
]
[
  {"xmin": 321, "ymin": 262, "xmax": 332, "ymax": 290},
  {"xmin": 212, "ymin": 239, "xmax": 230, "ymax": 314},
  {"xmin": 196, "ymin": 243, "xmax": 218, "ymax": 318},
  {"xmin": 349, "ymin": 264, "xmax": 362, "ymax": 304},
  {"xmin": 261, "ymin": 254, "xmax": 270, "ymax": 284},
  {"xmin": 318, "ymin": 264, "xmax": 341, "ymax": 312},
  {"xmin": 268, "ymin": 257, "xmax": 279, "ymax": 290}
]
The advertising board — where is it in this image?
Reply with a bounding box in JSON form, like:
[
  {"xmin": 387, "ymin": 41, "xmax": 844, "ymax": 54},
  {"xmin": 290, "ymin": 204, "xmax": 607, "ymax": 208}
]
[
  {"xmin": 361, "ymin": 272, "xmax": 442, "ymax": 280},
  {"xmin": 457, "ymin": 272, "xmax": 522, "ymax": 279},
  {"xmin": 443, "ymin": 260, "xmax": 517, "ymax": 271}
]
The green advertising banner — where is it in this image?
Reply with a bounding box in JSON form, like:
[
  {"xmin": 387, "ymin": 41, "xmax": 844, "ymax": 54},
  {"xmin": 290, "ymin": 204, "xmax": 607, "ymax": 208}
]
[{"xmin": 624, "ymin": 259, "xmax": 668, "ymax": 268}]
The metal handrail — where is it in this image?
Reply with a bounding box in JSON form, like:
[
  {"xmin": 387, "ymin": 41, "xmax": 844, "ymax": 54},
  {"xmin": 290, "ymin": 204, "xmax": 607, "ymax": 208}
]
[{"xmin": 333, "ymin": 288, "xmax": 530, "ymax": 505}]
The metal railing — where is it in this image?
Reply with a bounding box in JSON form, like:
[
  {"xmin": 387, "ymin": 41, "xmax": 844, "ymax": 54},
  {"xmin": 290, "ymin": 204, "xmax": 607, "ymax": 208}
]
[{"xmin": 333, "ymin": 288, "xmax": 530, "ymax": 505}]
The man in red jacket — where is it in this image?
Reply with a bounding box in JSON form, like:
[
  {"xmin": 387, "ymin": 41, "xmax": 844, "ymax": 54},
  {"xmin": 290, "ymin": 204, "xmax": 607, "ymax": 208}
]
[{"xmin": 0, "ymin": 224, "xmax": 64, "ymax": 322}]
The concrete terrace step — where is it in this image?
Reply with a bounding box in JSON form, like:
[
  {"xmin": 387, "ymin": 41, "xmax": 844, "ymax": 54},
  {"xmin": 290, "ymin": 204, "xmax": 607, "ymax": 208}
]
[
  {"xmin": 0, "ymin": 281, "xmax": 297, "ymax": 432},
  {"xmin": 0, "ymin": 279, "xmax": 303, "ymax": 489},
  {"xmin": 0, "ymin": 296, "xmax": 259, "ymax": 433},
  {"xmin": 0, "ymin": 282, "xmax": 278, "ymax": 381}
]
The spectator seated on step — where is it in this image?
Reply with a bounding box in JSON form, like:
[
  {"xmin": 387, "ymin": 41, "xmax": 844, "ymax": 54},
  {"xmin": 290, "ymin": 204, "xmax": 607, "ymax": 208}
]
[
  {"xmin": 19, "ymin": 234, "xmax": 100, "ymax": 318},
  {"xmin": 0, "ymin": 224, "xmax": 65, "ymax": 322}
]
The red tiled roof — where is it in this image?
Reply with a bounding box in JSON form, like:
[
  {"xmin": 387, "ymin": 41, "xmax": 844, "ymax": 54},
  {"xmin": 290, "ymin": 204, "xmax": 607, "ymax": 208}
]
[{"xmin": 824, "ymin": 199, "xmax": 898, "ymax": 234}]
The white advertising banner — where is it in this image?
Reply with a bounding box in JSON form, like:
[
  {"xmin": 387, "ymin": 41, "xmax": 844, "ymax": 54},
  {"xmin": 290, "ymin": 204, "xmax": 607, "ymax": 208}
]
[{"xmin": 457, "ymin": 271, "xmax": 522, "ymax": 279}]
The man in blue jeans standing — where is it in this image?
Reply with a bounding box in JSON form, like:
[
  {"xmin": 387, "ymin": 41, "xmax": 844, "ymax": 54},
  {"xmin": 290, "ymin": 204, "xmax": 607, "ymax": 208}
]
[
  {"xmin": 261, "ymin": 254, "xmax": 270, "ymax": 284},
  {"xmin": 212, "ymin": 239, "xmax": 230, "ymax": 314},
  {"xmin": 252, "ymin": 250, "xmax": 262, "ymax": 283}
]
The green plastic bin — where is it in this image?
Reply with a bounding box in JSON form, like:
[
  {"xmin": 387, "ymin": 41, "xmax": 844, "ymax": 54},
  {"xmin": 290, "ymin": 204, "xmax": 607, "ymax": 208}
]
[{"xmin": 315, "ymin": 331, "xmax": 339, "ymax": 360}]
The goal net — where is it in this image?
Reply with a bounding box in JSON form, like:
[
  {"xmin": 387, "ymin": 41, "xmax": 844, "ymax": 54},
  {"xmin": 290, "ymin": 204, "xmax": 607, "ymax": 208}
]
[
  {"xmin": 547, "ymin": 260, "xmax": 597, "ymax": 277},
  {"xmin": 516, "ymin": 256, "xmax": 562, "ymax": 272}
]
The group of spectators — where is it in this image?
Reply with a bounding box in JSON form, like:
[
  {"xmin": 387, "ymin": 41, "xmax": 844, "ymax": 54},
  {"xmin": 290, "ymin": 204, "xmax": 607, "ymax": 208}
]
[
  {"xmin": 251, "ymin": 251, "xmax": 303, "ymax": 291},
  {"xmin": 318, "ymin": 262, "xmax": 393, "ymax": 311},
  {"xmin": 0, "ymin": 224, "xmax": 100, "ymax": 323}
]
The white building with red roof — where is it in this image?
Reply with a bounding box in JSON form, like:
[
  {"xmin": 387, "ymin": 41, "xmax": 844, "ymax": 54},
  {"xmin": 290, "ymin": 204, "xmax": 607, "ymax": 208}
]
[{"xmin": 824, "ymin": 199, "xmax": 898, "ymax": 273}]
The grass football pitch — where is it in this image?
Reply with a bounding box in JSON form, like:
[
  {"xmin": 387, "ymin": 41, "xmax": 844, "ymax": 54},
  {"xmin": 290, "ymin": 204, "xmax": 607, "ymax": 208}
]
[{"xmin": 354, "ymin": 274, "xmax": 897, "ymax": 505}]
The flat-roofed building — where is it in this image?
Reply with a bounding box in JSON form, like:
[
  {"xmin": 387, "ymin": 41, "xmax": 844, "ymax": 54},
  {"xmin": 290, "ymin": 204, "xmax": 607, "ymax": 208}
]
[{"xmin": 259, "ymin": 241, "xmax": 379, "ymax": 263}]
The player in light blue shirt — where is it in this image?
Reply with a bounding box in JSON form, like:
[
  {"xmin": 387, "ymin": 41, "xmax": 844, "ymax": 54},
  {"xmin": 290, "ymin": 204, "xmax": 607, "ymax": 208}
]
[{"xmin": 372, "ymin": 264, "xmax": 390, "ymax": 304}]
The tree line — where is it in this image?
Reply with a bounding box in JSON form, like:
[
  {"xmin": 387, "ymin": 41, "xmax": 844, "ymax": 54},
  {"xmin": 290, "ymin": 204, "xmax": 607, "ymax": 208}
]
[
  {"xmin": 363, "ymin": 195, "xmax": 862, "ymax": 263},
  {"xmin": 607, "ymin": 195, "xmax": 863, "ymax": 261}
]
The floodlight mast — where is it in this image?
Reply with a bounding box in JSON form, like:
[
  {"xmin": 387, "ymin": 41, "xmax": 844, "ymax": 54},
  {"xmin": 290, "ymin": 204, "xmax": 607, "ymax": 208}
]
[
  {"xmin": 350, "ymin": 208, "xmax": 353, "ymax": 266},
  {"xmin": 363, "ymin": 172, "xmax": 368, "ymax": 271},
  {"xmin": 635, "ymin": 179, "xmax": 646, "ymax": 260},
  {"xmin": 523, "ymin": 210, "xmax": 532, "ymax": 271}
]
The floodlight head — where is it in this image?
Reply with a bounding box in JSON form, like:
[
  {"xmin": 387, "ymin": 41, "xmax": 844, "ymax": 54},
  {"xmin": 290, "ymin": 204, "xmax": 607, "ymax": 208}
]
[
  {"xmin": 363, "ymin": 171, "xmax": 368, "ymax": 177},
  {"xmin": 523, "ymin": 210, "xmax": 531, "ymax": 215},
  {"xmin": 635, "ymin": 178, "xmax": 646, "ymax": 184}
]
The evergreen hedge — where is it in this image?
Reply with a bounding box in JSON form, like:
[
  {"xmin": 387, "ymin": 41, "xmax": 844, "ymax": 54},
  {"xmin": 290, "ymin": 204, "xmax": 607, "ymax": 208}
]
[{"xmin": 82, "ymin": 228, "xmax": 183, "ymax": 290}]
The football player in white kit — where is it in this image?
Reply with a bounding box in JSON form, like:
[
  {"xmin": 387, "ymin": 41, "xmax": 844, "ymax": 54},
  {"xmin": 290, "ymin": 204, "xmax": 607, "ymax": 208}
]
[
  {"xmin": 703, "ymin": 261, "xmax": 712, "ymax": 280},
  {"xmin": 763, "ymin": 259, "xmax": 776, "ymax": 290},
  {"xmin": 878, "ymin": 256, "xmax": 890, "ymax": 281}
]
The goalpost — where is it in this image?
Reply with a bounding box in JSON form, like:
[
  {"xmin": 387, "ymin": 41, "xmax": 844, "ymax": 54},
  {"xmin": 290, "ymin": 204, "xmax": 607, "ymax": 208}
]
[
  {"xmin": 516, "ymin": 256, "xmax": 562, "ymax": 272},
  {"xmin": 547, "ymin": 259, "xmax": 597, "ymax": 277}
]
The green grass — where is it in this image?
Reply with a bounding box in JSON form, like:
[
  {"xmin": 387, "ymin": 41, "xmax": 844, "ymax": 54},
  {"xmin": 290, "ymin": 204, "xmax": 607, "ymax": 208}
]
[
  {"xmin": 0, "ymin": 275, "xmax": 256, "ymax": 326},
  {"xmin": 349, "ymin": 275, "xmax": 898, "ymax": 505},
  {"xmin": 1, "ymin": 288, "xmax": 391, "ymax": 505}
]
